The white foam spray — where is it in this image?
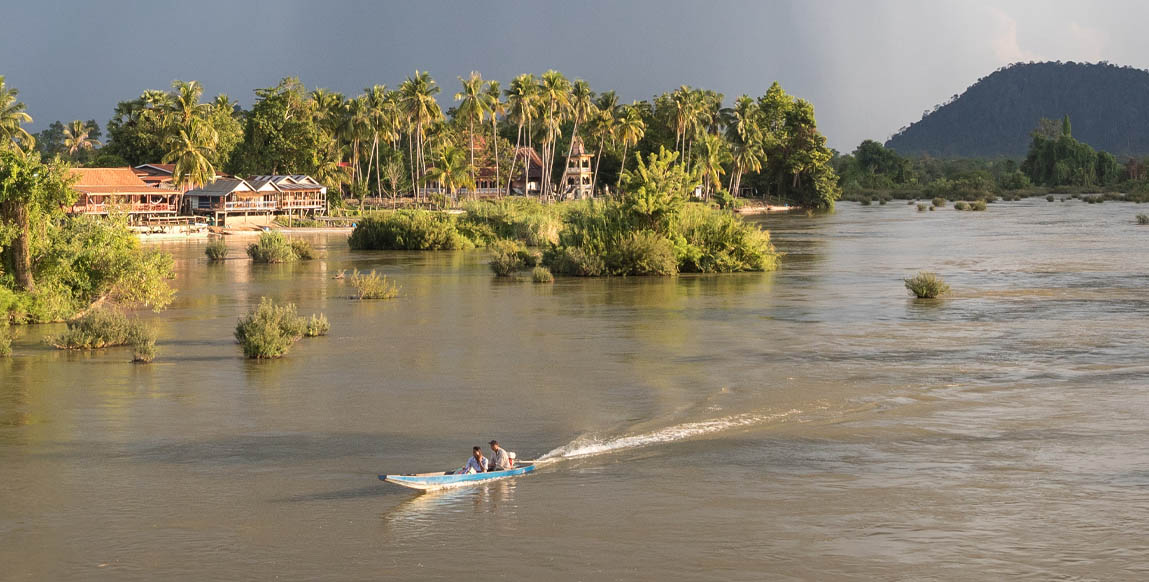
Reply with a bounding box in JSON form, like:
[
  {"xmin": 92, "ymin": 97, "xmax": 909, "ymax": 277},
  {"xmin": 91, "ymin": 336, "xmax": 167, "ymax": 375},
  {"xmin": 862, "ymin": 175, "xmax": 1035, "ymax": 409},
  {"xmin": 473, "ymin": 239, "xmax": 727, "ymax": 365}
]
[{"xmin": 535, "ymin": 409, "xmax": 800, "ymax": 463}]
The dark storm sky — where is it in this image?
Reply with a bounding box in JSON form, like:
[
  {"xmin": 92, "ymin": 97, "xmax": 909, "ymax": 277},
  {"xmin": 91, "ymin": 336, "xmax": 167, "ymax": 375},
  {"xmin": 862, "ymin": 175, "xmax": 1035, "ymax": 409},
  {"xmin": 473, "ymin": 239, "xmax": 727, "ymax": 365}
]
[{"xmin": 3, "ymin": 0, "xmax": 1144, "ymax": 150}]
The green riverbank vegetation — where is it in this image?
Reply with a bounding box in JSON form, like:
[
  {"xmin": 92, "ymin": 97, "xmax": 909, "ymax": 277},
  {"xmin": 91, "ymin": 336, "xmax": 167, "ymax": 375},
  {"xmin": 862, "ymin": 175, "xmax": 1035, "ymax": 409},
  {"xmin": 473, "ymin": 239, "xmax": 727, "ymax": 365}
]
[
  {"xmin": 15, "ymin": 70, "xmax": 839, "ymax": 210},
  {"xmin": 46, "ymin": 308, "xmax": 157, "ymax": 364},
  {"xmin": 350, "ymin": 149, "xmax": 779, "ymax": 277},
  {"xmin": 234, "ymin": 297, "xmax": 328, "ymax": 359},
  {"xmin": 834, "ymin": 117, "xmax": 1149, "ymax": 205},
  {"xmin": 904, "ymin": 272, "xmax": 951, "ymax": 299}
]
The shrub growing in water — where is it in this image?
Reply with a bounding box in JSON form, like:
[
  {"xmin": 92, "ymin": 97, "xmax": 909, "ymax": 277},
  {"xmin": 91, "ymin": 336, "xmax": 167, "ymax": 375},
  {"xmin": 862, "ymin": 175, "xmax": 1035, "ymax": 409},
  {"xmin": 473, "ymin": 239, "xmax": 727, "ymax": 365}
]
[
  {"xmin": 917, "ymin": 203, "xmax": 928, "ymax": 211},
  {"xmin": 289, "ymin": 239, "xmax": 316, "ymax": 260},
  {"xmin": 489, "ymin": 240, "xmax": 539, "ymax": 277},
  {"xmin": 347, "ymin": 211, "xmax": 474, "ymax": 250},
  {"xmin": 47, "ymin": 308, "xmax": 150, "ymax": 349},
  {"xmin": 931, "ymin": 197, "xmax": 947, "ymax": 208},
  {"xmin": 904, "ymin": 272, "xmax": 951, "ymax": 299},
  {"xmin": 205, "ymin": 238, "xmax": 229, "ymax": 261},
  {"xmin": 954, "ymin": 201, "xmax": 971, "ymax": 211},
  {"xmin": 234, "ymin": 298, "xmax": 324, "ymax": 359},
  {"xmin": 0, "ymin": 329, "xmax": 11, "ymax": 357},
  {"xmin": 128, "ymin": 324, "xmax": 157, "ymax": 363},
  {"xmin": 305, "ymin": 314, "xmax": 330, "ymax": 337},
  {"xmin": 970, "ymin": 199, "xmax": 987, "ymax": 211},
  {"xmin": 1137, "ymin": 214, "xmax": 1149, "ymax": 225},
  {"xmin": 531, "ymin": 266, "xmax": 555, "ymax": 283},
  {"xmin": 348, "ymin": 269, "xmax": 400, "ymax": 299},
  {"xmin": 247, "ymin": 232, "xmax": 297, "ymax": 263}
]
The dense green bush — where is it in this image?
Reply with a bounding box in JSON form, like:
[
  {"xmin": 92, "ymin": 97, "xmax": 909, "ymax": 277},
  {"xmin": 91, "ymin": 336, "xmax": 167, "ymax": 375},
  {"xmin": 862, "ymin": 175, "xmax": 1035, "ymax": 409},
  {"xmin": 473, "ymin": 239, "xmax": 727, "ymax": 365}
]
[
  {"xmin": 1137, "ymin": 214, "xmax": 1149, "ymax": 225},
  {"xmin": 931, "ymin": 197, "xmax": 947, "ymax": 207},
  {"xmin": 289, "ymin": 239, "xmax": 317, "ymax": 260},
  {"xmin": 247, "ymin": 232, "xmax": 296, "ymax": 263},
  {"xmin": 954, "ymin": 201, "xmax": 971, "ymax": 211},
  {"xmin": 47, "ymin": 308, "xmax": 150, "ymax": 349},
  {"xmin": 305, "ymin": 314, "xmax": 330, "ymax": 337},
  {"xmin": 531, "ymin": 266, "xmax": 554, "ymax": 283},
  {"xmin": 904, "ymin": 272, "xmax": 951, "ymax": 299},
  {"xmin": 489, "ymin": 240, "xmax": 539, "ymax": 276},
  {"xmin": 0, "ymin": 328, "xmax": 11, "ymax": 357},
  {"xmin": 234, "ymin": 297, "xmax": 323, "ymax": 359},
  {"xmin": 347, "ymin": 211, "xmax": 474, "ymax": 250},
  {"xmin": 917, "ymin": 203, "xmax": 928, "ymax": 211},
  {"xmin": 205, "ymin": 238, "xmax": 229, "ymax": 261},
  {"xmin": 459, "ymin": 199, "xmax": 564, "ymax": 246},
  {"xmin": 348, "ymin": 269, "xmax": 400, "ymax": 299},
  {"xmin": 129, "ymin": 324, "xmax": 157, "ymax": 362},
  {"xmin": 970, "ymin": 199, "xmax": 987, "ymax": 211}
]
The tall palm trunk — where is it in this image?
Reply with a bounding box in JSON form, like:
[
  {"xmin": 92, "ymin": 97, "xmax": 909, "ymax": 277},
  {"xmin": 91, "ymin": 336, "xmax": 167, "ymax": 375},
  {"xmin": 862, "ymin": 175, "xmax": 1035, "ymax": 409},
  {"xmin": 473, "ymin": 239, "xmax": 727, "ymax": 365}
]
[
  {"xmin": 616, "ymin": 144, "xmax": 629, "ymax": 192},
  {"xmin": 407, "ymin": 132, "xmax": 417, "ymax": 202},
  {"xmin": 591, "ymin": 137, "xmax": 605, "ymax": 196},
  {"xmin": 491, "ymin": 115, "xmax": 501, "ymax": 199},
  {"xmin": 508, "ymin": 121, "xmax": 523, "ymax": 196},
  {"xmin": 468, "ymin": 115, "xmax": 476, "ymax": 199}
]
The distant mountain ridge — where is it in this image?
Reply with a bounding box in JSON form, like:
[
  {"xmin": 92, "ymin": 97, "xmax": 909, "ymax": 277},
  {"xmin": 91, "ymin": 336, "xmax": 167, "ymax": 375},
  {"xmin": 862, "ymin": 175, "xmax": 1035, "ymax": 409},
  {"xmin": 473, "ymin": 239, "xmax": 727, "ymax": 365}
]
[{"xmin": 885, "ymin": 61, "xmax": 1149, "ymax": 158}]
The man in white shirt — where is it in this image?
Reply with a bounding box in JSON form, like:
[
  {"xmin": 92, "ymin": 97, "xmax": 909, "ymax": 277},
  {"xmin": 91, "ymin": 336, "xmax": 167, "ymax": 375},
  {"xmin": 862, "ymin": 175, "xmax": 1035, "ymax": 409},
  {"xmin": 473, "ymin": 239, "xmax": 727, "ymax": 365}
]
[
  {"xmin": 460, "ymin": 446, "xmax": 486, "ymax": 474},
  {"xmin": 487, "ymin": 440, "xmax": 511, "ymax": 471}
]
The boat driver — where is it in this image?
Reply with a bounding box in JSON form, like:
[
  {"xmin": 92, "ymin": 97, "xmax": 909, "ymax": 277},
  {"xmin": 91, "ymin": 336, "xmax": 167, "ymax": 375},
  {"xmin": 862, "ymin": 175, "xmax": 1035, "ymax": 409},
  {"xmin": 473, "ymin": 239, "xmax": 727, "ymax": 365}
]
[{"xmin": 488, "ymin": 440, "xmax": 511, "ymax": 471}]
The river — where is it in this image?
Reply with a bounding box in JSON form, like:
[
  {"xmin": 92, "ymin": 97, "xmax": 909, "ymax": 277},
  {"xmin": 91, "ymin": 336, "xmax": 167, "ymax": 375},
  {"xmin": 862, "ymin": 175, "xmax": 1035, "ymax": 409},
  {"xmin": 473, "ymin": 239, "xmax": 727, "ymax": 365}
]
[{"xmin": 2, "ymin": 199, "xmax": 1147, "ymax": 580}]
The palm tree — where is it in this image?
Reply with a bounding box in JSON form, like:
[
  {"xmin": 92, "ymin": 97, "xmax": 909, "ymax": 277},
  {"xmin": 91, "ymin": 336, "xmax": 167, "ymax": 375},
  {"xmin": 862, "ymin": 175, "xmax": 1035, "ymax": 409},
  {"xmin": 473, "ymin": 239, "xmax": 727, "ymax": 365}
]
[
  {"xmin": 454, "ymin": 72, "xmax": 490, "ymax": 197},
  {"xmin": 484, "ymin": 80, "xmax": 506, "ymax": 197},
  {"xmin": 505, "ymin": 74, "xmax": 538, "ymax": 195},
  {"xmin": 537, "ymin": 70, "xmax": 572, "ymax": 199},
  {"xmin": 399, "ymin": 71, "xmax": 442, "ymax": 201},
  {"xmin": 615, "ymin": 103, "xmax": 646, "ymax": 192},
  {"xmin": 590, "ymin": 91, "xmax": 619, "ymax": 194},
  {"xmin": 170, "ymin": 80, "xmax": 211, "ymax": 129},
  {"xmin": 695, "ymin": 132, "xmax": 730, "ymax": 198},
  {"xmin": 0, "ymin": 76, "xmax": 34, "ymax": 152},
  {"xmin": 559, "ymin": 79, "xmax": 597, "ymax": 194},
  {"xmin": 726, "ymin": 95, "xmax": 765, "ymax": 197},
  {"xmin": 342, "ymin": 96, "xmax": 372, "ymax": 190},
  {"xmin": 164, "ymin": 117, "xmax": 217, "ymax": 194},
  {"xmin": 62, "ymin": 120, "xmax": 100, "ymax": 156},
  {"xmin": 423, "ymin": 145, "xmax": 475, "ymax": 202},
  {"xmin": 669, "ymin": 86, "xmax": 692, "ymax": 157}
]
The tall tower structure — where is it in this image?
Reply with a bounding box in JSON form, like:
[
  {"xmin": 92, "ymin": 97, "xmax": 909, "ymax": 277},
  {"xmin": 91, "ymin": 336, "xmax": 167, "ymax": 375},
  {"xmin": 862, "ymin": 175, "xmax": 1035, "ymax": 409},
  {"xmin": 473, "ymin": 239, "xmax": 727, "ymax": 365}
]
[{"xmin": 562, "ymin": 136, "xmax": 595, "ymax": 199}]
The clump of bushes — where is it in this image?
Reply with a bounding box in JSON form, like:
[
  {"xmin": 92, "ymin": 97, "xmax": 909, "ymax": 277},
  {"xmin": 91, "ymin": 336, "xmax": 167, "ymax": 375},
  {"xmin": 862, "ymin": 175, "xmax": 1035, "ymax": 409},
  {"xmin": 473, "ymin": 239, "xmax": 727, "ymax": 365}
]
[
  {"xmin": 489, "ymin": 239, "xmax": 540, "ymax": 277},
  {"xmin": 904, "ymin": 271, "xmax": 951, "ymax": 299},
  {"xmin": 234, "ymin": 297, "xmax": 327, "ymax": 359},
  {"xmin": 1047, "ymin": 195, "xmax": 1055, "ymax": 202},
  {"xmin": 129, "ymin": 325, "xmax": 157, "ymax": 363},
  {"xmin": 917, "ymin": 203, "xmax": 928, "ymax": 211},
  {"xmin": 931, "ymin": 197, "xmax": 947, "ymax": 208},
  {"xmin": 1137, "ymin": 214, "xmax": 1149, "ymax": 225},
  {"xmin": 47, "ymin": 308, "xmax": 151, "ymax": 349},
  {"xmin": 0, "ymin": 328, "xmax": 11, "ymax": 357},
  {"xmin": 205, "ymin": 238, "xmax": 229, "ymax": 261},
  {"xmin": 970, "ymin": 199, "xmax": 987, "ymax": 211},
  {"xmin": 347, "ymin": 211, "xmax": 475, "ymax": 250},
  {"xmin": 531, "ymin": 266, "xmax": 555, "ymax": 283},
  {"xmin": 348, "ymin": 269, "xmax": 400, "ymax": 299},
  {"xmin": 954, "ymin": 201, "xmax": 971, "ymax": 211},
  {"xmin": 247, "ymin": 231, "xmax": 316, "ymax": 263},
  {"xmin": 305, "ymin": 314, "xmax": 330, "ymax": 337}
]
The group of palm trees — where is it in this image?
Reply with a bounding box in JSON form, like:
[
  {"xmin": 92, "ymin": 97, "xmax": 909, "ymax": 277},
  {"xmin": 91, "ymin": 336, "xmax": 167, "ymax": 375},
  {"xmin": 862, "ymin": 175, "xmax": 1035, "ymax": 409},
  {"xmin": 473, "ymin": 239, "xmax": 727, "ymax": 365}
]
[{"xmin": 2, "ymin": 71, "xmax": 824, "ymax": 207}]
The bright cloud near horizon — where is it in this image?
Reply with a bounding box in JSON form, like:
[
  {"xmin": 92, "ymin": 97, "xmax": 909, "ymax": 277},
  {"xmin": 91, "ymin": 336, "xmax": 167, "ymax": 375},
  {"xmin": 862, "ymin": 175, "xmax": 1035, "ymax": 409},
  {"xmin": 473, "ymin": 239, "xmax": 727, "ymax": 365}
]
[{"xmin": 1, "ymin": 0, "xmax": 1145, "ymax": 151}]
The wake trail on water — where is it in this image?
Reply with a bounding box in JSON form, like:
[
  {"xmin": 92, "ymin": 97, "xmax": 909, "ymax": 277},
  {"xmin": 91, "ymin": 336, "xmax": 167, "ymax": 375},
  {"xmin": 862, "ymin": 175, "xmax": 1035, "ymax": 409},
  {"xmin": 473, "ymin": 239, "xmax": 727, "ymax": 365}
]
[{"xmin": 533, "ymin": 409, "xmax": 801, "ymax": 464}]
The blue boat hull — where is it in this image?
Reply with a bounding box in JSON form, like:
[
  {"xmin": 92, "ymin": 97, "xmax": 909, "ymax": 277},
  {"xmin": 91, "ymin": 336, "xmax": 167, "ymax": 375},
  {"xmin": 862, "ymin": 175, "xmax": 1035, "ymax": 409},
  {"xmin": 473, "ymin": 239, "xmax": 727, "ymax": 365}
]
[{"xmin": 380, "ymin": 463, "xmax": 536, "ymax": 491}]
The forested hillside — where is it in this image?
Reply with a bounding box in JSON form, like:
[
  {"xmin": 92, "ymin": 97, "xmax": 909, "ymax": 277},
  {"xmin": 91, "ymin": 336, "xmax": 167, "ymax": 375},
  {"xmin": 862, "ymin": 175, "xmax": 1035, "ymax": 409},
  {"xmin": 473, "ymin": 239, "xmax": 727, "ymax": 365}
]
[{"xmin": 886, "ymin": 62, "xmax": 1149, "ymax": 158}]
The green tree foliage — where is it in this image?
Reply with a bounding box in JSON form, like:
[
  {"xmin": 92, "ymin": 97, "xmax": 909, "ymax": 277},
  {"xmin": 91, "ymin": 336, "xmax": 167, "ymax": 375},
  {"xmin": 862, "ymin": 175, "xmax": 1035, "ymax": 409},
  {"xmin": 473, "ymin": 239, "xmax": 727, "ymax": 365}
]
[
  {"xmin": 0, "ymin": 150, "xmax": 76, "ymax": 291},
  {"xmin": 887, "ymin": 62, "xmax": 1149, "ymax": 157},
  {"xmin": 230, "ymin": 77, "xmax": 324, "ymax": 175},
  {"xmin": 105, "ymin": 82, "xmax": 241, "ymax": 170},
  {"xmin": 1021, "ymin": 117, "xmax": 1121, "ymax": 187}
]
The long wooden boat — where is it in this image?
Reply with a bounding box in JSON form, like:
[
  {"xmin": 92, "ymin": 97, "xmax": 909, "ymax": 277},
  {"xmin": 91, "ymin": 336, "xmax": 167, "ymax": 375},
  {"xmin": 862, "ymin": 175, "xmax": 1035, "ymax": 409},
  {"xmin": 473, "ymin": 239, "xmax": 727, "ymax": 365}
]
[{"xmin": 379, "ymin": 463, "xmax": 536, "ymax": 491}]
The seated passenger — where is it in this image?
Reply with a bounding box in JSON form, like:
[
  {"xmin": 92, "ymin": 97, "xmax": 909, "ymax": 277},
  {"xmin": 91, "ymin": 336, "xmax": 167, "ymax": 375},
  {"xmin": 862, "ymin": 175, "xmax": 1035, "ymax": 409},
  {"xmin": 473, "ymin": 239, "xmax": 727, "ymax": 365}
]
[
  {"xmin": 459, "ymin": 446, "xmax": 486, "ymax": 474},
  {"xmin": 487, "ymin": 440, "xmax": 512, "ymax": 471}
]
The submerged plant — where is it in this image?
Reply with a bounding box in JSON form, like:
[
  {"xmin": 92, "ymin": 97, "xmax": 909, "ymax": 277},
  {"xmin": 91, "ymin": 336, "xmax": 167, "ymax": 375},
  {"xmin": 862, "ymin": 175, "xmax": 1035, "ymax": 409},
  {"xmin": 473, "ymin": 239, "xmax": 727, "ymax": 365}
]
[
  {"xmin": 954, "ymin": 201, "xmax": 971, "ymax": 211},
  {"xmin": 931, "ymin": 197, "xmax": 947, "ymax": 208},
  {"xmin": 247, "ymin": 231, "xmax": 296, "ymax": 263},
  {"xmin": 904, "ymin": 271, "xmax": 951, "ymax": 299},
  {"xmin": 128, "ymin": 324, "xmax": 157, "ymax": 363},
  {"xmin": 349, "ymin": 269, "xmax": 400, "ymax": 299},
  {"xmin": 305, "ymin": 313, "xmax": 330, "ymax": 337},
  {"xmin": 917, "ymin": 203, "xmax": 928, "ymax": 211},
  {"xmin": 47, "ymin": 308, "xmax": 149, "ymax": 349},
  {"xmin": 234, "ymin": 297, "xmax": 324, "ymax": 359},
  {"xmin": 489, "ymin": 239, "xmax": 539, "ymax": 277},
  {"xmin": 970, "ymin": 199, "xmax": 987, "ymax": 211},
  {"xmin": 1137, "ymin": 214, "xmax": 1149, "ymax": 225},
  {"xmin": 531, "ymin": 266, "xmax": 555, "ymax": 283},
  {"xmin": 205, "ymin": 238, "xmax": 229, "ymax": 261}
]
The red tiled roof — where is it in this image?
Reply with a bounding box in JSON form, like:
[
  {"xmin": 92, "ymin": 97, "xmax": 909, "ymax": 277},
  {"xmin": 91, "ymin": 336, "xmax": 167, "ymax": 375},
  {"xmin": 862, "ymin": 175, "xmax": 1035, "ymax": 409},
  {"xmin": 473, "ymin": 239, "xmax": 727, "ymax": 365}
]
[{"xmin": 71, "ymin": 168, "xmax": 157, "ymax": 195}]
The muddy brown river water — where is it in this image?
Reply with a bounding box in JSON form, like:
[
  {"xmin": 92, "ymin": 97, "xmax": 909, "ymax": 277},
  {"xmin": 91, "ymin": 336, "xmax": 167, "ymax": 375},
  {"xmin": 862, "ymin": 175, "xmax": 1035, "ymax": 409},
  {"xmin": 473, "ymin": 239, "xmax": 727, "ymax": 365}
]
[{"xmin": 2, "ymin": 199, "xmax": 1147, "ymax": 580}]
